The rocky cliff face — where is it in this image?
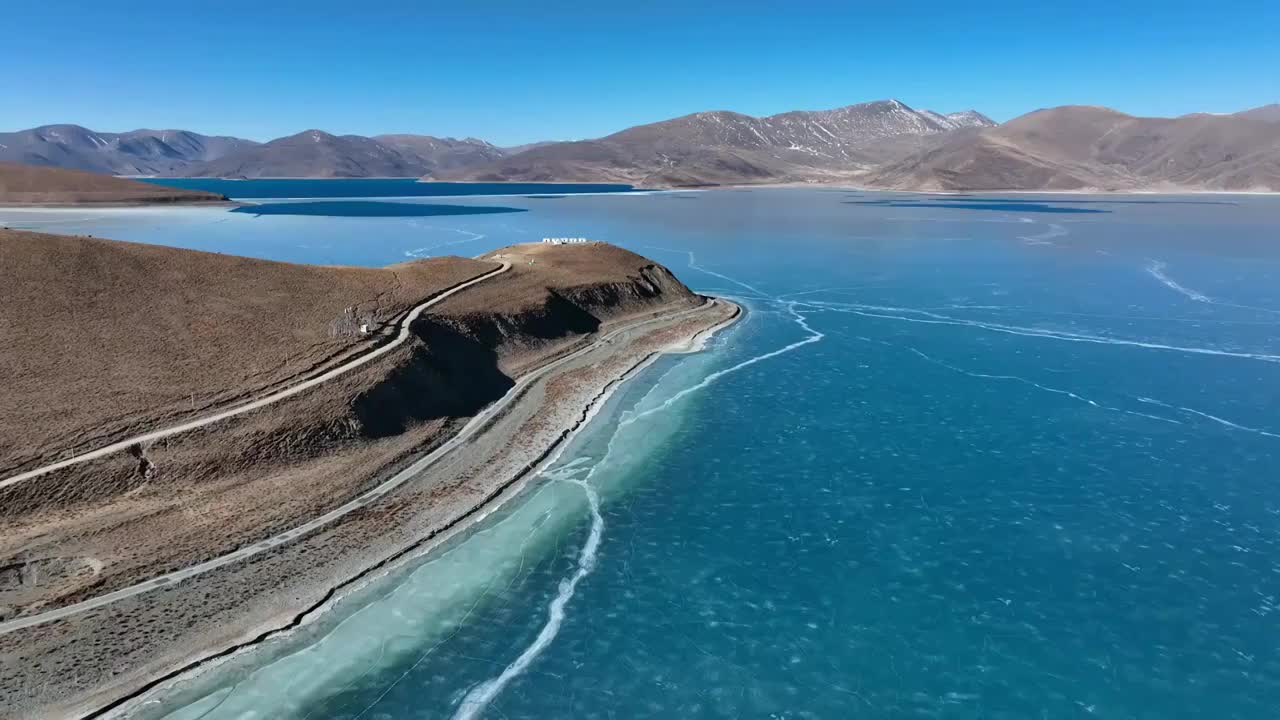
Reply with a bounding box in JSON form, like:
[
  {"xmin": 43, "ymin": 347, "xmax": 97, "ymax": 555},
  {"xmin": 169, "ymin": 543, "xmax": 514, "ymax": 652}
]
[{"xmin": 350, "ymin": 248, "xmax": 697, "ymax": 444}]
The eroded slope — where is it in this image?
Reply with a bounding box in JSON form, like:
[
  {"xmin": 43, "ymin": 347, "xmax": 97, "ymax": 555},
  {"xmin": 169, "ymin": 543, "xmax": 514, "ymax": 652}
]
[{"xmin": 0, "ymin": 235, "xmax": 703, "ymax": 617}]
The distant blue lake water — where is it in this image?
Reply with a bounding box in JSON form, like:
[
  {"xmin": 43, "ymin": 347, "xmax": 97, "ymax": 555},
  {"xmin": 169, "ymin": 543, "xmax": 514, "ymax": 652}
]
[
  {"xmin": 5, "ymin": 189, "xmax": 1279, "ymax": 719},
  {"xmin": 230, "ymin": 200, "xmax": 528, "ymax": 217},
  {"xmin": 140, "ymin": 177, "xmax": 636, "ymax": 199},
  {"xmin": 843, "ymin": 199, "xmax": 1109, "ymax": 213}
]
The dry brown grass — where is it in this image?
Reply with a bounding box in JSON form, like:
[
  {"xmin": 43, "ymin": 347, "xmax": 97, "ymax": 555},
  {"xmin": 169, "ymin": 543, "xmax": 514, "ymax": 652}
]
[
  {"xmin": 0, "ymin": 234, "xmax": 706, "ymax": 623},
  {"xmin": 0, "ymin": 300, "xmax": 739, "ymax": 720},
  {"xmin": 0, "ymin": 162, "xmax": 226, "ymax": 205},
  {"xmin": 0, "ymin": 229, "xmax": 493, "ymax": 471}
]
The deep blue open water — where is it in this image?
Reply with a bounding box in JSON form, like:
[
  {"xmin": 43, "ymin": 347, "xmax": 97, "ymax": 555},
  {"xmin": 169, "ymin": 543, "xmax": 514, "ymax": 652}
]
[
  {"xmin": 140, "ymin": 178, "xmax": 636, "ymax": 199},
  {"xmin": 5, "ymin": 188, "xmax": 1279, "ymax": 719},
  {"xmin": 229, "ymin": 200, "xmax": 528, "ymax": 217}
]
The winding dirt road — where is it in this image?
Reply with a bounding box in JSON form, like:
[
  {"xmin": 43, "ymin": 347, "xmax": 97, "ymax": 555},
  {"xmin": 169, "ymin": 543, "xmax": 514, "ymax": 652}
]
[
  {"xmin": 0, "ymin": 261, "xmax": 512, "ymax": 492},
  {"xmin": 0, "ymin": 298, "xmax": 724, "ymax": 635}
]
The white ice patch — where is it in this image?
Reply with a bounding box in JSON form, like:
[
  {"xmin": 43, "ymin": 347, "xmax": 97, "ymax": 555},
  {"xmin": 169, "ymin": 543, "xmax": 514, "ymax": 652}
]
[
  {"xmin": 904, "ymin": 347, "xmax": 1181, "ymax": 426},
  {"xmin": 1146, "ymin": 259, "xmax": 1280, "ymax": 316},
  {"xmin": 621, "ymin": 301, "xmax": 823, "ymax": 425},
  {"xmin": 453, "ymin": 252, "xmax": 822, "ymax": 719},
  {"xmin": 404, "ymin": 227, "xmax": 487, "ymax": 258},
  {"xmin": 450, "ymin": 476, "xmax": 604, "ymax": 720},
  {"xmin": 801, "ymin": 300, "xmax": 1280, "ymax": 364},
  {"xmin": 1018, "ymin": 223, "xmax": 1068, "ymax": 245},
  {"xmin": 1146, "ymin": 260, "xmax": 1212, "ymax": 303},
  {"xmin": 1138, "ymin": 397, "xmax": 1280, "ymax": 440},
  {"xmin": 643, "ymin": 245, "xmax": 768, "ymax": 297}
]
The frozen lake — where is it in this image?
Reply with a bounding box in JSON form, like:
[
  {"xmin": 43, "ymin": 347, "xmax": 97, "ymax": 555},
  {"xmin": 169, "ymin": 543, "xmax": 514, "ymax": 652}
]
[{"xmin": 8, "ymin": 188, "xmax": 1280, "ymax": 719}]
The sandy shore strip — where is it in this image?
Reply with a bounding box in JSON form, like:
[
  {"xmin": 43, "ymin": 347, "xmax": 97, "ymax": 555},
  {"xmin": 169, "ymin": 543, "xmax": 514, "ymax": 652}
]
[
  {"xmin": 0, "ymin": 297, "xmax": 739, "ymax": 720},
  {"xmin": 103, "ymin": 299, "xmax": 741, "ymax": 720}
]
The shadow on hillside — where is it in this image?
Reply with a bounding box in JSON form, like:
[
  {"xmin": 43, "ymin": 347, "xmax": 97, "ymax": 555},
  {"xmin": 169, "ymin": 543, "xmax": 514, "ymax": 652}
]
[{"xmin": 352, "ymin": 293, "xmax": 602, "ymax": 439}]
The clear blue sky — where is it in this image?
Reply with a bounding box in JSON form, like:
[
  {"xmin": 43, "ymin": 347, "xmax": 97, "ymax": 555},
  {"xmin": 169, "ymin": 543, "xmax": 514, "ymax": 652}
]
[{"xmin": 4, "ymin": 1, "xmax": 1277, "ymax": 145}]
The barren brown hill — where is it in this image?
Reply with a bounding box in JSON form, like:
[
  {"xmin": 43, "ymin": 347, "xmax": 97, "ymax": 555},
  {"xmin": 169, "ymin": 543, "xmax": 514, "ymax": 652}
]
[
  {"xmin": 0, "ymin": 232, "xmax": 704, "ymax": 619},
  {"xmin": 0, "ymin": 232, "xmax": 732, "ymax": 719},
  {"xmin": 440, "ymin": 99, "xmax": 995, "ymax": 187},
  {"xmin": 0, "ymin": 162, "xmax": 226, "ymax": 204},
  {"xmin": 0, "ymin": 125, "xmax": 257, "ymax": 176},
  {"xmin": 177, "ymin": 130, "xmax": 428, "ymax": 178},
  {"xmin": 860, "ymin": 105, "xmax": 1280, "ymax": 191},
  {"xmin": 0, "ymin": 229, "xmax": 492, "ymax": 473}
]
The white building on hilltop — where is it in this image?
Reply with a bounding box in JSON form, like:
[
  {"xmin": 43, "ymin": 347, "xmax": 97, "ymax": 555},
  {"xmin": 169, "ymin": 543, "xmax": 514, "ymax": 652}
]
[{"xmin": 541, "ymin": 237, "xmax": 591, "ymax": 245}]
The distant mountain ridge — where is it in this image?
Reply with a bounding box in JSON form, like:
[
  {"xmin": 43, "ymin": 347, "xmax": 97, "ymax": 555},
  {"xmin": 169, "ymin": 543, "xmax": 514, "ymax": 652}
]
[
  {"xmin": 1, "ymin": 100, "xmax": 990, "ymax": 184},
  {"xmin": 860, "ymin": 104, "xmax": 1280, "ymax": 192},
  {"xmin": 372, "ymin": 134, "xmax": 506, "ymax": 174},
  {"xmin": 180, "ymin": 130, "xmax": 507, "ymax": 178},
  {"xmin": 1234, "ymin": 104, "xmax": 1280, "ymax": 124},
  {"xmin": 6, "ymin": 100, "xmax": 1278, "ymax": 190},
  {"xmin": 0, "ymin": 124, "xmax": 503, "ymax": 180},
  {"xmin": 440, "ymin": 99, "xmax": 995, "ymax": 186},
  {"xmin": 0, "ymin": 125, "xmax": 257, "ymax": 175},
  {"xmin": 180, "ymin": 130, "xmax": 419, "ymax": 178}
]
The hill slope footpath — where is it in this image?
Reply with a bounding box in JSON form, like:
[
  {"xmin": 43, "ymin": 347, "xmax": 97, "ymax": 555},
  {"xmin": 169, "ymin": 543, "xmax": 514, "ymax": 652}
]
[
  {"xmin": 0, "ymin": 229, "xmax": 491, "ymax": 472},
  {"xmin": 0, "ymin": 231, "xmax": 706, "ymax": 610},
  {"xmin": 0, "ymin": 231, "xmax": 731, "ymax": 719}
]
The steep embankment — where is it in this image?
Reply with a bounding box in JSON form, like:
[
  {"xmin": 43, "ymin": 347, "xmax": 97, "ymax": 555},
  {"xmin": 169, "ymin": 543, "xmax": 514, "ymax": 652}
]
[
  {"xmin": 0, "ymin": 162, "xmax": 226, "ymax": 204},
  {"xmin": 0, "ymin": 234, "xmax": 703, "ymax": 616}
]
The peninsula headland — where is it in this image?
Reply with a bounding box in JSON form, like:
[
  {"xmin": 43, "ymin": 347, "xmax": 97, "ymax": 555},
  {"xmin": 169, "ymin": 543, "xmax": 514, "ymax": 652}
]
[{"xmin": 0, "ymin": 230, "xmax": 738, "ymax": 719}]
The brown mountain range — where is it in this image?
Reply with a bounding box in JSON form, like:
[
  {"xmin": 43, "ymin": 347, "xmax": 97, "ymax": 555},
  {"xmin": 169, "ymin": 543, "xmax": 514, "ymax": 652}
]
[
  {"xmin": 0, "ymin": 125, "xmax": 256, "ymax": 175},
  {"xmin": 4, "ymin": 100, "xmax": 1278, "ymax": 190},
  {"xmin": 175, "ymin": 130, "xmax": 505, "ymax": 179},
  {"xmin": 438, "ymin": 99, "xmax": 995, "ymax": 186},
  {"xmin": 859, "ymin": 105, "xmax": 1280, "ymax": 192}
]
